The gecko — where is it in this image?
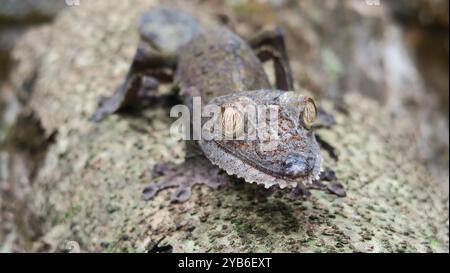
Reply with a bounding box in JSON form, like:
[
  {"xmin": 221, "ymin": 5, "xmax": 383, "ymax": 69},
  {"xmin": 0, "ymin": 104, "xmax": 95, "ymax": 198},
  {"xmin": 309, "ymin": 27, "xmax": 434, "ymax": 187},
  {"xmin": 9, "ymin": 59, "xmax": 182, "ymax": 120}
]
[{"xmin": 91, "ymin": 8, "xmax": 345, "ymax": 202}]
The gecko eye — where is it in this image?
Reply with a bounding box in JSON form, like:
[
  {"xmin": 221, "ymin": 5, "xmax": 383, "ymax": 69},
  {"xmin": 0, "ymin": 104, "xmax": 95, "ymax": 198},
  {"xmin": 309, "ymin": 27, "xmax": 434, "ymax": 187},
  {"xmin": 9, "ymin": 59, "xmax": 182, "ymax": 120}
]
[
  {"xmin": 221, "ymin": 106, "xmax": 245, "ymax": 139},
  {"xmin": 218, "ymin": 96, "xmax": 255, "ymax": 139},
  {"xmin": 278, "ymin": 92, "xmax": 317, "ymax": 129},
  {"xmin": 300, "ymin": 97, "xmax": 316, "ymax": 129}
]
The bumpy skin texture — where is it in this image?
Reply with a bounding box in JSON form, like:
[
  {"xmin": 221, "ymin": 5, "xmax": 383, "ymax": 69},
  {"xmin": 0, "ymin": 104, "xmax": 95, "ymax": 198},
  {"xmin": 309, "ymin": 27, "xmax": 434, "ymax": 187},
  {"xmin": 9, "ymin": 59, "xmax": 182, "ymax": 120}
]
[
  {"xmin": 92, "ymin": 8, "xmax": 333, "ymax": 201},
  {"xmin": 200, "ymin": 90, "xmax": 322, "ymax": 189},
  {"xmin": 175, "ymin": 27, "xmax": 271, "ymax": 103},
  {"xmin": 176, "ymin": 28, "xmax": 323, "ymax": 189}
]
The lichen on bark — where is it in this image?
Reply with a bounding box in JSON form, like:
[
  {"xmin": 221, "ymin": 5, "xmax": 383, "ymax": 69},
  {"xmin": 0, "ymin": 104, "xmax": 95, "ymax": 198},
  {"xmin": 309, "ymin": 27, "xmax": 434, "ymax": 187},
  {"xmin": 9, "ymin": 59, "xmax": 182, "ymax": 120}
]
[{"xmin": 4, "ymin": 0, "xmax": 449, "ymax": 252}]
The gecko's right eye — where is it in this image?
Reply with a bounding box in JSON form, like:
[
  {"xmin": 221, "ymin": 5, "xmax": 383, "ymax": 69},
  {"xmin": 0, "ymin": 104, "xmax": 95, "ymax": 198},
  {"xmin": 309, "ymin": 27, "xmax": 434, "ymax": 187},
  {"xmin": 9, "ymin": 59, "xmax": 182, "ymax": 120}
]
[
  {"xmin": 300, "ymin": 97, "xmax": 317, "ymax": 129},
  {"xmin": 278, "ymin": 92, "xmax": 317, "ymax": 129}
]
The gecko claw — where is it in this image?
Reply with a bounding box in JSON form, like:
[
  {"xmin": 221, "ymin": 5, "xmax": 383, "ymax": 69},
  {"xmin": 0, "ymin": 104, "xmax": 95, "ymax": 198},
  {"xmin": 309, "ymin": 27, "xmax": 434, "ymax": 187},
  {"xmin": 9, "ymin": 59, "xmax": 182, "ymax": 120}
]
[
  {"xmin": 170, "ymin": 187, "xmax": 192, "ymax": 203},
  {"xmin": 142, "ymin": 184, "xmax": 159, "ymax": 201}
]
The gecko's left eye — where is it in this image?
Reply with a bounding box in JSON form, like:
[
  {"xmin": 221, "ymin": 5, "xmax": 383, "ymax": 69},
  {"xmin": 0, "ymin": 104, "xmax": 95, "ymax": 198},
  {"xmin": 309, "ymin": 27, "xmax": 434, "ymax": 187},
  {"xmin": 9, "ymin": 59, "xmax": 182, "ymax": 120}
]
[
  {"xmin": 221, "ymin": 106, "xmax": 245, "ymax": 139},
  {"xmin": 300, "ymin": 97, "xmax": 316, "ymax": 129},
  {"xmin": 218, "ymin": 96, "xmax": 255, "ymax": 139}
]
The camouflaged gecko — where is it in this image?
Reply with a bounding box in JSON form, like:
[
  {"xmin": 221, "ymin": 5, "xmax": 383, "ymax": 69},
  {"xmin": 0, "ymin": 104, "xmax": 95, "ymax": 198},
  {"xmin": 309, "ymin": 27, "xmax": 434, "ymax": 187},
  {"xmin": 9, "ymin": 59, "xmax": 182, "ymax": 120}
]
[{"xmin": 91, "ymin": 8, "xmax": 345, "ymax": 202}]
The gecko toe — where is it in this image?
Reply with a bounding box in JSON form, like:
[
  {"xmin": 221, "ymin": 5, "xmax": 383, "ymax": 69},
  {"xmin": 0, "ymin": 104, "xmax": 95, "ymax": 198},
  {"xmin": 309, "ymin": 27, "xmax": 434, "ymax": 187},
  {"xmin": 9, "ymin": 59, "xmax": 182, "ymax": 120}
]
[
  {"xmin": 319, "ymin": 168, "xmax": 337, "ymax": 181},
  {"xmin": 142, "ymin": 184, "xmax": 159, "ymax": 200},
  {"xmin": 170, "ymin": 186, "xmax": 192, "ymax": 203},
  {"xmin": 290, "ymin": 185, "xmax": 312, "ymax": 200},
  {"xmin": 89, "ymin": 97, "xmax": 120, "ymax": 122},
  {"xmin": 326, "ymin": 182, "xmax": 346, "ymax": 197}
]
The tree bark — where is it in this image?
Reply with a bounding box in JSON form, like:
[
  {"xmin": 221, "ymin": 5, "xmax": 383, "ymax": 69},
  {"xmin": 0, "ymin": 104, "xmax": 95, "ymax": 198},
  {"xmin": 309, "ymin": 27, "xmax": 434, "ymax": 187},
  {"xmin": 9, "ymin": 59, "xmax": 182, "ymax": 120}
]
[{"xmin": 2, "ymin": 0, "xmax": 448, "ymax": 252}]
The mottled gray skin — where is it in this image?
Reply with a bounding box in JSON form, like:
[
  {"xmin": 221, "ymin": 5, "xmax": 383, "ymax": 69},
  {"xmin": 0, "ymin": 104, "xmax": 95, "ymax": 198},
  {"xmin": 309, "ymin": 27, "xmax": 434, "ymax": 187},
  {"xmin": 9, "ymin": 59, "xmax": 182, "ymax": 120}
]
[
  {"xmin": 94, "ymin": 8, "xmax": 328, "ymax": 201},
  {"xmin": 175, "ymin": 24, "xmax": 322, "ymax": 189},
  {"xmin": 175, "ymin": 28, "xmax": 271, "ymax": 103},
  {"xmin": 198, "ymin": 89, "xmax": 323, "ymax": 189}
]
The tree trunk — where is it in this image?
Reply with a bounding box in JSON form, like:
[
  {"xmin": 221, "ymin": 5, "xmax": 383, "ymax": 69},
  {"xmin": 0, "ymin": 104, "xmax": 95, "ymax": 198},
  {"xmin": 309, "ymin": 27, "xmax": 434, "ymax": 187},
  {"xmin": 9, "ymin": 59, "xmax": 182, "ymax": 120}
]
[{"xmin": 2, "ymin": 0, "xmax": 448, "ymax": 252}]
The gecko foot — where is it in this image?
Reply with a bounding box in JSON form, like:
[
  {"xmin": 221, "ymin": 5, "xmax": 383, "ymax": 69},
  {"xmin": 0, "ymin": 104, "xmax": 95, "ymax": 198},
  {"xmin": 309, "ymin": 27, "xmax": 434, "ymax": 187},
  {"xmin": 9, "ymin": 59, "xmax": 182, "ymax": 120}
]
[
  {"xmin": 290, "ymin": 167, "xmax": 346, "ymax": 199},
  {"xmin": 310, "ymin": 179, "xmax": 346, "ymax": 197},
  {"xmin": 312, "ymin": 167, "xmax": 346, "ymax": 197},
  {"xmin": 142, "ymin": 157, "xmax": 229, "ymax": 203},
  {"xmin": 290, "ymin": 185, "xmax": 312, "ymax": 200},
  {"xmin": 90, "ymin": 76, "xmax": 159, "ymax": 122}
]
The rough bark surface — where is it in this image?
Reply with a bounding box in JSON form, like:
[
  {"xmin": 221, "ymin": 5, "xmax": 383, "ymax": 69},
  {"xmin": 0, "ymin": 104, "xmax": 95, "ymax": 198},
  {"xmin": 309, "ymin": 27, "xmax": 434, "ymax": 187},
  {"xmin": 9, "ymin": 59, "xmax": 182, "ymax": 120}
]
[{"xmin": 4, "ymin": 1, "xmax": 449, "ymax": 252}]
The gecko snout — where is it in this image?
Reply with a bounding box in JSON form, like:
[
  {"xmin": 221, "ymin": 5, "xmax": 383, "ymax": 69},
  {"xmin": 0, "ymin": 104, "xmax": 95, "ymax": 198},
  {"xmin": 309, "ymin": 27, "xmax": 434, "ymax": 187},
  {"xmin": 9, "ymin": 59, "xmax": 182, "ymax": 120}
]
[{"xmin": 282, "ymin": 154, "xmax": 315, "ymax": 177}]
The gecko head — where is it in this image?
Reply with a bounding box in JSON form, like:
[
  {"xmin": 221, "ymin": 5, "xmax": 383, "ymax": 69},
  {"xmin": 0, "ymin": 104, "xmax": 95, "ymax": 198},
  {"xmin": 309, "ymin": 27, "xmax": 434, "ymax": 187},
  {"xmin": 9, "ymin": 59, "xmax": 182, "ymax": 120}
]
[{"xmin": 199, "ymin": 90, "xmax": 322, "ymax": 189}]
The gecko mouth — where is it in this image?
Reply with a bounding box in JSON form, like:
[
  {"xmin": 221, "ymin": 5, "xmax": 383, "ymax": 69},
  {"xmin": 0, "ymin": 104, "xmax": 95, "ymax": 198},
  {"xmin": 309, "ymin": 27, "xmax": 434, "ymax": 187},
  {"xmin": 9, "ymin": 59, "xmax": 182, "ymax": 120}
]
[
  {"xmin": 200, "ymin": 140, "xmax": 322, "ymax": 189},
  {"xmin": 215, "ymin": 141, "xmax": 312, "ymax": 181}
]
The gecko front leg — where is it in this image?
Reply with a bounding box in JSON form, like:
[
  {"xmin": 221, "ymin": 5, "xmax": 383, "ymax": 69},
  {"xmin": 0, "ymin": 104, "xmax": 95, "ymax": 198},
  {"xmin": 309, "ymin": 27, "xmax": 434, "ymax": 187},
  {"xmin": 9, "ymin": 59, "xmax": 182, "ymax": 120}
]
[
  {"xmin": 291, "ymin": 168, "xmax": 346, "ymax": 199},
  {"xmin": 142, "ymin": 142, "xmax": 229, "ymax": 203},
  {"xmin": 90, "ymin": 42, "xmax": 177, "ymax": 122},
  {"xmin": 313, "ymin": 109, "xmax": 345, "ymax": 196},
  {"xmin": 314, "ymin": 107, "xmax": 339, "ymax": 161},
  {"xmin": 90, "ymin": 8, "xmax": 195, "ymax": 122}
]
